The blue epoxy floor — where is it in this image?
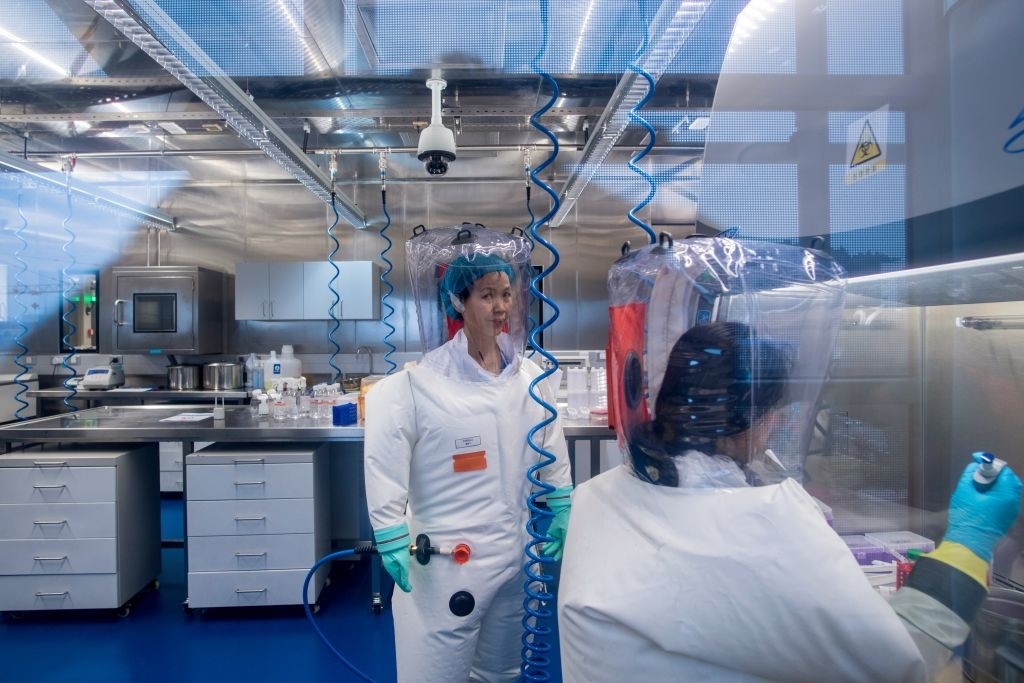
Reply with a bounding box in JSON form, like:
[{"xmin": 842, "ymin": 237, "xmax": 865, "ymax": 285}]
[{"xmin": 1, "ymin": 498, "xmax": 563, "ymax": 683}]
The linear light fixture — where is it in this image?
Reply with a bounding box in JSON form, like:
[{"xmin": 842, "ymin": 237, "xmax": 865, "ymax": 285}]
[
  {"xmin": 82, "ymin": 0, "xmax": 366, "ymax": 228},
  {"xmin": 0, "ymin": 149, "xmax": 176, "ymax": 230},
  {"xmin": 0, "ymin": 25, "xmax": 70, "ymax": 78},
  {"xmin": 548, "ymin": 0, "xmax": 711, "ymax": 227}
]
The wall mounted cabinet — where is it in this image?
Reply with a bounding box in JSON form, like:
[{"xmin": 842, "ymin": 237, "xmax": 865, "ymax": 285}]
[
  {"xmin": 302, "ymin": 261, "xmax": 380, "ymax": 320},
  {"xmin": 234, "ymin": 261, "xmax": 379, "ymax": 321},
  {"xmin": 234, "ymin": 262, "xmax": 304, "ymax": 321}
]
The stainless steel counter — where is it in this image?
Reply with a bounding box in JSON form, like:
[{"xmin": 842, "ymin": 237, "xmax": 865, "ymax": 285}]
[
  {"xmin": 0, "ymin": 405, "xmax": 362, "ymax": 446},
  {"xmin": 0, "ymin": 404, "xmax": 612, "ymax": 445},
  {"xmin": 28, "ymin": 389, "xmax": 249, "ymax": 400},
  {"xmin": 26, "ymin": 388, "xmax": 250, "ymax": 419},
  {"xmin": 1, "ymin": 405, "xmax": 616, "ymax": 483}
]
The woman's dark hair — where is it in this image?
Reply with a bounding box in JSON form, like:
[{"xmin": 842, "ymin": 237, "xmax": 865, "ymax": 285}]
[{"xmin": 628, "ymin": 321, "xmax": 793, "ymax": 486}]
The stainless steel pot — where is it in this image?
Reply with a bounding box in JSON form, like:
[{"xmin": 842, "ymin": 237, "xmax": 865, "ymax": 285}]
[
  {"xmin": 203, "ymin": 362, "xmax": 242, "ymax": 390},
  {"xmin": 167, "ymin": 365, "xmax": 199, "ymax": 390}
]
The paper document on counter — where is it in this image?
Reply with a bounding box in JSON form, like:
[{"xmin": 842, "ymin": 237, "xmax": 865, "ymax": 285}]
[
  {"xmin": 109, "ymin": 387, "xmax": 153, "ymax": 392},
  {"xmin": 159, "ymin": 412, "xmax": 213, "ymax": 422}
]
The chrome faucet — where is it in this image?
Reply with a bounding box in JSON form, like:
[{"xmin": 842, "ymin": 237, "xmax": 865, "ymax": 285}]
[{"xmin": 355, "ymin": 345, "xmax": 374, "ymax": 376}]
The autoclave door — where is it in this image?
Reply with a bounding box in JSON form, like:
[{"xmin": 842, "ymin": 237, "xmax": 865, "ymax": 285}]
[{"xmin": 113, "ymin": 274, "xmax": 195, "ymax": 352}]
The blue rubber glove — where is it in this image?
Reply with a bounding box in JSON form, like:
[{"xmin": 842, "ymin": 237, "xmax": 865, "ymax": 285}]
[
  {"xmin": 374, "ymin": 522, "xmax": 412, "ymax": 593},
  {"xmin": 542, "ymin": 485, "xmax": 573, "ymax": 561},
  {"xmin": 945, "ymin": 461, "xmax": 1022, "ymax": 562}
]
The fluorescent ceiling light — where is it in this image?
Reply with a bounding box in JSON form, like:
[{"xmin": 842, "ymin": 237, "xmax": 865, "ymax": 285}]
[
  {"xmin": 158, "ymin": 121, "xmax": 187, "ymax": 135},
  {"xmin": 688, "ymin": 116, "xmax": 710, "ymax": 131},
  {"xmin": 570, "ymin": 0, "xmax": 598, "ymax": 73},
  {"xmin": 0, "ymin": 25, "xmax": 69, "ymax": 78}
]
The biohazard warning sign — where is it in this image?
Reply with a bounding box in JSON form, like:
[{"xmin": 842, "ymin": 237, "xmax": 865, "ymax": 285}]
[
  {"xmin": 851, "ymin": 121, "xmax": 882, "ymax": 166},
  {"xmin": 845, "ymin": 105, "xmax": 888, "ymax": 184}
]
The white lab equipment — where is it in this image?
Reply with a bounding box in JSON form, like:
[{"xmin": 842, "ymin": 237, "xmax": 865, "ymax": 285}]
[
  {"xmin": 565, "ymin": 367, "xmax": 589, "ymax": 418},
  {"xmin": 81, "ymin": 361, "xmax": 126, "ymax": 389},
  {"xmin": 588, "ymin": 367, "xmax": 607, "ymax": 414}
]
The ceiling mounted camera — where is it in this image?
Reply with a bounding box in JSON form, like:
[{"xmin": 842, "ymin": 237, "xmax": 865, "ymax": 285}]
[{"xmin": 417, "ymin": 78, "xmax": 456, "ymax": 176}]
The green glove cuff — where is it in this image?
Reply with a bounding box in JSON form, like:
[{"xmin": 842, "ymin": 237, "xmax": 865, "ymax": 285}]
[
  {"xmin": 374, "ymin": 521, "xmax": 411, "ymax": 554},
  {"xmin": 546, "ymin": 485, "xmax": 573, "ymax": 512}
]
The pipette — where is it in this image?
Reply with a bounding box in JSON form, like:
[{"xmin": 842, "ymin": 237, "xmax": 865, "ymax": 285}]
[{"xmin": 973, "ymin": 451, "xmax": 1006, "ymax": 490}]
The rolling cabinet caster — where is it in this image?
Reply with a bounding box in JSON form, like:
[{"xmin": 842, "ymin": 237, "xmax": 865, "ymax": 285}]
[
  {"xmin": 117, "ymin": 605, "xmax": 132, "ymax": 618},
  {"xmin": 311, "ymin": 603, "xmax": 321, "ymax": 614}
]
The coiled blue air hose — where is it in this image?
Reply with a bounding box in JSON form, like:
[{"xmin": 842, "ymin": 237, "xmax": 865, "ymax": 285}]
[
  {"xmin": 326, "ymin": 193, "xmax": 344, "ymax": 384},
  {"xmin": 59, "ymin": 185, "xmax": 79, "ymax": 411},
  {"xmin": 520, "ymin": 0, "xmax": 562, "ymax": 679},
  {"xmin": 523, "ymin": 172, "xmax": 538, "ymax": 360},
  {"xmin": 378, "ymin": 172, "xmax": 397, "ymax": 376},
  {"xmin": 627, "ymin": 0, "xmax": 658, "ymax": 245},
  {"xmin": 302, "ymin": 548, "xmax": 376, "ymax": 682},
  {"xmin": 12, "ymin": 182, "xmax": 32, "ymax": 420}
]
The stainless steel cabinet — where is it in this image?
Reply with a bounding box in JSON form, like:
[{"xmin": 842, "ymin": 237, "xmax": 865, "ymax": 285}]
[
  {"xmin": 235, "ymin": 261, "xmax": 380, "ymax": 320},
  {"xmin": 184, "ymin": 443, "xmax": 329, "ymax": 609},
  {"xmin": 234, "ymin": 262, "xmax": 304, "ymax": 320},
  {"xmin": 302, "ymin": 261, "xmax": 380, "ymax": 320},
  {"xmin": 0, "ymin": 446, "xmax": 160, "ymax": 613}
]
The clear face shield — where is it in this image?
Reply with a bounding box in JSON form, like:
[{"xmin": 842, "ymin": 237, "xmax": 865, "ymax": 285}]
[
  {"xmin": 608, "ymin": 235, "xmax": 846, "ymax": 487},
  {"xmin": 406, "ymin": 223, "xmax": 533, "ymax": 372}
]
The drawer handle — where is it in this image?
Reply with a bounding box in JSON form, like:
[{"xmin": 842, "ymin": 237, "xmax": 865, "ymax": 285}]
[
  {"xmin": 33, "ymin": 520, "xmax": 68, "ymax": 526},
  {"xmin": 174, "ymin": 459, "xmax": 182, "ymax": 466},
  {"xmin": 234, "ymin": 552, "xmax": 268, "ymax": 558},
  {"xmin": 234, "ymin": 588, "xmax": 267, "ymax": 594},
  {"xmin": 33, "ymin": 556, "xmax": 69, "ymax": 562},
  {"xmin": 234, "ymin": 481, "xmax": 266, "ymax": 486},
  {"xmin": 35, "ymin": 591, "xmax": 70, "ymax": 598},
  {"xmin": 234, "ymin": 516, "xmax": 267, "ymax": 522},
  {"xmin": 233, "ymin": 458, "xmax": 265, "ymax": 464},
  {"xmin": 32, "ymin": 461, "xmax": 68, "ymax": 467},
  {"xmin": 32, "ymin": 484, "xmax": 67, "ymax": 490}
]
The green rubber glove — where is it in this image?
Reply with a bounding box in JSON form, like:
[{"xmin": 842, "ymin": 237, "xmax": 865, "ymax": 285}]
[
  {"xmin": 945, "ymin": 461, "xmax": 1022, "ymax": 562},
  {"xmin": 374, "ymin": 522, "xmax": 412, "ymax": 593},
  {"xmin": 542, "ymin": 485, "xmax": 573, "ymax": 561}
]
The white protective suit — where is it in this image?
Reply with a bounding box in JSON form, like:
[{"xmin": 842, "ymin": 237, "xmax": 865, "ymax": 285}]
[
  {"xmin": 365, "ymin": 330, "xmax": 572, "ymax": 683},
  {"xmin": 559, "ymin": 458, "xmax": 967, "ymax": 683}
]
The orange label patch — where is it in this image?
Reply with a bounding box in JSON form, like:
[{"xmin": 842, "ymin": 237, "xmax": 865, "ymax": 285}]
[{"xmin": 453, "ymin": 450, "xmax": 487, "ymax": 473}]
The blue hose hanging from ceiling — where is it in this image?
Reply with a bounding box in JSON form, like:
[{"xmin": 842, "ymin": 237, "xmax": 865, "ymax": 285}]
[
  {"xmin": 523, "ymin": 158, "xmax": 538, "ymax": 360},
  {"xmin": 378, "ymin": 153, "xmax": 397, "ymax": 375},
  {"xmin": 59, "ymin": 170, "xmax": 79, "ymax": 412},
  {"xmin": 520, "ymin": 0, "xmax": 562, "ymax": 679},
  {"xmin": 626, "ymin": 0, "xmax": 659, "ymax": 245},
  {"xmin": 12, "ymin": 181, "xmax": 32, "ymax": 420},
  {"xmin": 325, "ymin": 155, "xmax": 344, "ymax": 385}
]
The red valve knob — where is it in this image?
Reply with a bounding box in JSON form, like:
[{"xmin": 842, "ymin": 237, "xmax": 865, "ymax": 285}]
[{"xmin": 452, "ymin": 543, "xmax": 471, "ymax": 565}]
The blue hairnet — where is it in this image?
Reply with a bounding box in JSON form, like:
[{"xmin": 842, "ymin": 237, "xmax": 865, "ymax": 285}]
[{"xmin": 441, "ymin": 253, "xmax": 515, "ymax": 320}]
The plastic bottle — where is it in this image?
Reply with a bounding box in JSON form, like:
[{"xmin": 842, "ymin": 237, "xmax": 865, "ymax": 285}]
[
  {"xmin": 250, "ymin": 354, "xmax": 264, "ymax": 392},
  {"xmin": 244, "ymin": 353, "xmax": 255, "ymax": 391},
  {"xmin": 279, "ymin": 345, "xmax": 302, "ymax": 380},
  {"xmin": 264, "ymin": 350, "xmax": 281, "ymax": 390}
]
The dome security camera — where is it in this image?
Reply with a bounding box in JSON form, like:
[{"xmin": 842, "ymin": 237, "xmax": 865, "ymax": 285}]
[{"xmin": 417, "ymin": 78, "xmax": 456, "ymax": 176}]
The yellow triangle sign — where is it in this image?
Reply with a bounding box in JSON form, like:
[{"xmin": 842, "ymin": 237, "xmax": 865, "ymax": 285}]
[{"xmin": 850, "ymin": 120, "xmax": 882, "ymax": 167}]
